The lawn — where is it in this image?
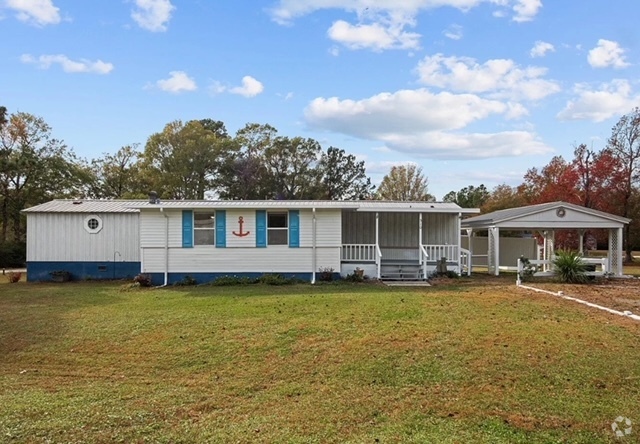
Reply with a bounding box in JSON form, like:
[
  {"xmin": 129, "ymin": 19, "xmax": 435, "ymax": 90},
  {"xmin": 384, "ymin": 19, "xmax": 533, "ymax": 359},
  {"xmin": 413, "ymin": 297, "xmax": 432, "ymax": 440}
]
[{"xmin": 1, "ymin": 278, "xmax": 639, "ymax": 443}]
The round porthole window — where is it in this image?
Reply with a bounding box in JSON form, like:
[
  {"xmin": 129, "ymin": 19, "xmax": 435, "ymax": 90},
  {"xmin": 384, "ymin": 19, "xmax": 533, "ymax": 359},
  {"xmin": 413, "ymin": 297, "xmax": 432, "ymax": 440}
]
[
  {"xmin": 556, "ymin": 208, "xmax": 566, "ymax": 218},
  {"xmin": 84, "ymin": 215, "xmax": 103, "ymax": 234}
]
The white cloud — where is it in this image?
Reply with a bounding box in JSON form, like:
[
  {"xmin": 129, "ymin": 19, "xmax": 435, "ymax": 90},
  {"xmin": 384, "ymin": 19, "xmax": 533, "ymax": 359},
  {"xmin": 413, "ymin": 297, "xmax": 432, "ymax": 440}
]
[
  {"xmin": 304, "ymin": 88, "xmax": 552, "ymax": 159},
  {"xmin": 5, "ymin": 0, "xmax": 60, "ymax": 26},
  {"xmin": 269, "ymin": 1, "xmax": 541, "ymax": 52},
  {"xmin": 131, "ymin": 0, "xmax": 174, "ymax": 32},
  {"xmin": 530, "ymin": 40, "xmax": 554, "ymax": 58},
  {"xmin": 380, "ymin": 130, "xmax": 552, "ymax": 159},
  {"xmin": 211, "ymin": 76, "xmax": 264, "ymax": 98},
  {"xmin": 154, "ymin": 71, "xmax": 197, "ymax": 93},
  {"xmin": 557, "ymin": 80, "xmax": 640, "ymax": 122},
  {"xmin": 327, "ymin": 19, "xmax": 420, "ymax": 51},
  {"xmin": 20, "ymin": 54, "xmax": 113, "ymax": 74},
  {"xmin": 415, "ymin": 53, "xmax": 561, "ymax": 101},
  {"xmin": 512, "ymin": 0, "xmax": 542, "ymax": 22},
  {"xmin": 229, "ymin": 76, "xmax": 264, "ymax": 98},
  {"xmin": 587, "ymin": 39, "xmax": 629, "ymax": 69},
  {"xmin": 269, "ymin": 1, "xmax": 542, "ymax": 25},
  {"xmin": 443, "ymin": 24, "xmax": 463, "ymax": 40}
]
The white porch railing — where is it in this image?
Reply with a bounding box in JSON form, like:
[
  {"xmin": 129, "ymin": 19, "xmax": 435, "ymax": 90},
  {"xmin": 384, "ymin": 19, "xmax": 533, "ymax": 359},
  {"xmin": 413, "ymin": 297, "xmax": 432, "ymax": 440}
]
[
  {"xmin": 423, "ymin": 245, "xmax": 459, "ymax": 263},
  {"xmin": 341, "ymin": 244, "xmax": 377, "ymax": 262}
]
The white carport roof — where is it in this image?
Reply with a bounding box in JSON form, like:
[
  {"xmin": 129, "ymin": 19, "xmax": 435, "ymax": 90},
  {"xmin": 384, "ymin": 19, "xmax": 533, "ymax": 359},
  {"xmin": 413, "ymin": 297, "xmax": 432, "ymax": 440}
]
[{"xmin": 461, "ymin": 201, "xmax": 630, "ymax": 230}]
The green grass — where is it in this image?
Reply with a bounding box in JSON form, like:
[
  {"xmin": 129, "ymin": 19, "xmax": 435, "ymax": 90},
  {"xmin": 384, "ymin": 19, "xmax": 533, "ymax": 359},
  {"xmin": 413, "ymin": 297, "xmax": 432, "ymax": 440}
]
[{"xmin": 1, "ymin": 279, "xmax": 639, "ymax": 443}]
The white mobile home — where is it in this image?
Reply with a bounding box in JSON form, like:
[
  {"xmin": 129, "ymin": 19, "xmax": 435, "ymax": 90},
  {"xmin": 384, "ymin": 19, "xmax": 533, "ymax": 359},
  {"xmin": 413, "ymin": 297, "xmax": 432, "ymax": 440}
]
[{"xmin": 23, "ymin": 199, "xmax": 479, "ymax": 284}]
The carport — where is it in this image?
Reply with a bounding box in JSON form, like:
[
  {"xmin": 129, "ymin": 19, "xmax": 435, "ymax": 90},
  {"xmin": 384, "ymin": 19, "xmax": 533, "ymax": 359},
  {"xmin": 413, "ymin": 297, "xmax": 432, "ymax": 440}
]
[{"xmin": 461, "ymin": 201, "xmax": 631, "ymax": 276}]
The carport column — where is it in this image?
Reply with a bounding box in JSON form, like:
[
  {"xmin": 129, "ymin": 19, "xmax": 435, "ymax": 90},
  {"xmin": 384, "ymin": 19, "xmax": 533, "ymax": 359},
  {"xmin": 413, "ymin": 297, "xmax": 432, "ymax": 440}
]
[
  {"xmin": 419, "ymin": 213, "xmax": 423, "ymax": 276},
  {"xmin": 578, "ymin": 229, "xmax": 585, "ymax": 255},
  {"xmin": 489, "ymin": 226, "xmax": 500, "ymax": 276},
  {"xmin": 617, "ymin": 227, "xmax": 624, "ymax": 276},
  {"xmin": 610, "ymin": 227, "xmax": 624, "ymax": 276},
  {"xmin": 375, "ymin": 212, "xmax": 380, "ymax": 279}
]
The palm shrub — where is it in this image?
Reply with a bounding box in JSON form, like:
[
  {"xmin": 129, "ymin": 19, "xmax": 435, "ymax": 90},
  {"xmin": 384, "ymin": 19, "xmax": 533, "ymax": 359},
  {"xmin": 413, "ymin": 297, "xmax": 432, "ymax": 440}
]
[{"xmin": 552, "ymin": 249, "xmax": 587, "ymax": 283}]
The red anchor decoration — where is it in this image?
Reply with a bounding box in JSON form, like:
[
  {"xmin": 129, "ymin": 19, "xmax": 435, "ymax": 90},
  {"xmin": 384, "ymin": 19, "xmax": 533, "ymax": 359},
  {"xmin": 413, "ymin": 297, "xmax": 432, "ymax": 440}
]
[{"xmin": 232, "ymin": 216, "xmax": 250, "ymax": 237}]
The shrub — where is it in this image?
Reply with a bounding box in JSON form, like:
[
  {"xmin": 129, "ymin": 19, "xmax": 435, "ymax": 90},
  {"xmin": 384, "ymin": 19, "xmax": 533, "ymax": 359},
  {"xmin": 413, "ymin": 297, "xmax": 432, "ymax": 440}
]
[
  {"xmin": 318, "ymin": 267, "xmax": 334, "ymax": 282},
  {"xmin": 553, "ymin": 250, "xmax": 587, "ymax": 283},
  {"xmin": 174, "ymin": 275, "xmax": 197, "ymax": 286},
  {"xmin": 133, "ymin": 273, "xmax": 153, "ymax": 287},
  {"xmin": 518, "ymin": 256, "xmax": 537, "ymax": 282},
  {"xmin": 258, "ymin": 274, "xmax": 299, "ymax": 285},
  {"xmin": 344, "ymin": 268, "xmax": 365, "ymax": 283},
  {"xmin": 210, "ymin": 275, "xmax": 257, "ymax": 286},
  {"xmin": 6, "ymin": 271, "xmax": 21, "ymax": 283}
]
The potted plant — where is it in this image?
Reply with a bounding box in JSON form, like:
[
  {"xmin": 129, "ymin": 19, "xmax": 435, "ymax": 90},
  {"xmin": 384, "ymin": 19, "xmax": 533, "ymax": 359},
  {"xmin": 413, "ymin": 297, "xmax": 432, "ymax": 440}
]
[{"xmin": 50, "ymin": 270, "xmax": 71, "ymax": 282}]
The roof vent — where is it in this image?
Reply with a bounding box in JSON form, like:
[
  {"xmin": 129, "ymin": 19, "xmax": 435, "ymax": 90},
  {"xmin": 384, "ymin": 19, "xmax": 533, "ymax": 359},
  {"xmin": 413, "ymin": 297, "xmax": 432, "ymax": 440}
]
[
  {"xmin": 72, "ymin": 201, "xmax": 83, "ymax": 205},
  {"xmin": 148, "ymin": 191, "xmax": 160, "ymax": 204}
]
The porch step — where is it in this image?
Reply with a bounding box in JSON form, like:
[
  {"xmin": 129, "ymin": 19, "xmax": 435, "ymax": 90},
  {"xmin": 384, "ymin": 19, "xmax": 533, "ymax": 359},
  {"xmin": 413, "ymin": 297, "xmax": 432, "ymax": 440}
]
[
  {"xmin": 380, "ymin": 262, "xmax": 425, "ymax": 281},
  {"xmin": 384, "ymin": 280, "xmax": 431, "ymax": 287}
]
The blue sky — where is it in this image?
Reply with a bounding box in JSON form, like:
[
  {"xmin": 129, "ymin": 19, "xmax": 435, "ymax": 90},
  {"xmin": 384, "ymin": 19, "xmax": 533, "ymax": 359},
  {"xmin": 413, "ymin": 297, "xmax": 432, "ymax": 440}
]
[{"xmin": 2, "ymin": 0, "xmax": 639, "ymax": 200}]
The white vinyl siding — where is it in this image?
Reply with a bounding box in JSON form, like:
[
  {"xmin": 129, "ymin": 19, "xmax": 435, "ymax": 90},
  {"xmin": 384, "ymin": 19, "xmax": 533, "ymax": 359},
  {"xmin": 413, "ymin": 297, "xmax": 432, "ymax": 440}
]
[
  {"xmin": 138, "ymin": 207, "xmax": 343, "ymax": 275},
  {"xmin": 26, "ymin": 213, "xmax": 139, "ymax": 262},
  {"xmin": 141, "ymin": 247, "xmax": 340, "ymax": 274}
]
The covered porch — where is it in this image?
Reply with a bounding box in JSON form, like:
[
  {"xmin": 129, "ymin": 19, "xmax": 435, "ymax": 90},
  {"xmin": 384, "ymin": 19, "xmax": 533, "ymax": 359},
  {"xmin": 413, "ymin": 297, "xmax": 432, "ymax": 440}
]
[{"xmin": 339, "ymin": 203, "xmax": 479, "ymax": 281}]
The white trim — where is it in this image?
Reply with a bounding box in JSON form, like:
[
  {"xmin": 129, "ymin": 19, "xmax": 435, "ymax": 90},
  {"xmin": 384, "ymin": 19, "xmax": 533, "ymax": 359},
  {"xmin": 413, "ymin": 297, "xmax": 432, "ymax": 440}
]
[{"xmin": 83, "ymin": 215, "xmax": 103, "ymax": 234}]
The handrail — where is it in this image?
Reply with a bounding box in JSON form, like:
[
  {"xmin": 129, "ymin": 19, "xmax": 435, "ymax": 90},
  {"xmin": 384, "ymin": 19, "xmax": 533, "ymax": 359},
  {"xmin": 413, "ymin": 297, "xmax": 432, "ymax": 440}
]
[
  {"xmin": 420, "ymin": 245, "xmax": 429, "ymax": 280},
  {"xmin": 376, "ymin": 245, "xmax": 382, "ymax": 279},
  {"xmin": 460, "ymin": 247, "xmax": 471, "ymax": 276}
]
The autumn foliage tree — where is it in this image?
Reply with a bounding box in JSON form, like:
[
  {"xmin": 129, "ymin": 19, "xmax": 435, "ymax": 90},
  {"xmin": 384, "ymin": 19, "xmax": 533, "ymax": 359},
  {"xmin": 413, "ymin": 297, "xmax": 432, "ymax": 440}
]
[{"xmin": 376, "ymin": 164, "xmax": 434, "ymax": 201}]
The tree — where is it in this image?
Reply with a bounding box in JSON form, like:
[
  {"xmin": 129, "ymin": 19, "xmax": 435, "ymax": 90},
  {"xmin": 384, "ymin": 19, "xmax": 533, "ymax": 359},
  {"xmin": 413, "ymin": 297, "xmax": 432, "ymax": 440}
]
[
  {"xmin": 216, "ymin": 123, "xmax": 276, "ymax": 200},
  {"xmin": 606, "ymin": 108, "xmax": 640, "ymax": 261},
  {"xmin": 443, "ymin": 184, "xmax": 489, "ymax": 208},
  {"xmin": 264, "ymin": 136, "xmax": 321, "ymax": 199},
  {"xmin": 481, "ymin": 184, "xmax": 527, "ymax": 214},
  {"xmin": 91, "ymin": 144, "xmax": 144, "ymax": 198},
  {"xmin": 140, "ymin": 120, "xmax": 232, "ymax": 199},
  {"xmin": 316, "ymin": 147, "xmax": 374, "ymax": 200},
  {"xmin": 520, "ymin": 156, "xmax": 580, "ymax": 205},
  {"xmin": 376, "ymin": 164, "xmax": 434, "ymax": 201},
  {"xmin": 0, "ymin": 111, "xmax": 91, "ymax": 242}
]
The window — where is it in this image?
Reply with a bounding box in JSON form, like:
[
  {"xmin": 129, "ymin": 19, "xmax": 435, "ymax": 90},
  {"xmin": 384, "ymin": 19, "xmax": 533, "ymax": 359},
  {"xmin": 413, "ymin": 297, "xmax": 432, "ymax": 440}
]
[
  {"xmin": 194, "ymin": 211, "xmax": 215, "ymax": 246},
  {"xmin": 267, "ymin": 212, "xmax": 288, "ymax": 245},
  {"xmin": 84, "ymin": 215, "xmax": 103, "ymax": 234}
]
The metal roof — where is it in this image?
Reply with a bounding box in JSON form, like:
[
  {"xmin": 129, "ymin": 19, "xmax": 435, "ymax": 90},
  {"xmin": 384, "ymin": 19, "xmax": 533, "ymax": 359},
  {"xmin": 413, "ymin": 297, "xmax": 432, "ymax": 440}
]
[
  {"xmin": 129, "ymin": 200, "xmax": 475, "ymax": 213},
  {"xmin": 354, "ymin": 201, "xmax": 479, "ymax": 213},
  {"xmin": 24, "ymin": 199, "xmax": 475, "ymax": 213},
  {"xmin": 22, "ymin": 200, "xmax": 145, "ymax": 213},
  {"xmin": 129, "ymin": 200, "xmax": 361, "ymax": 210},
  {"xmin": 461, "ymin": 201, "xmax": 631, "ymax": 228}
]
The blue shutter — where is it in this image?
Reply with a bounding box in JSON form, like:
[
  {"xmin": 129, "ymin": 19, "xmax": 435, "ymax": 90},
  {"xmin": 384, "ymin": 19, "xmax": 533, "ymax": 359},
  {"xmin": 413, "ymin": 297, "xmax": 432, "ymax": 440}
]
[
  {"xmin": 256, "ymin": 210, "xmax": 267, "ymax": 247},
  {"xmin": 216, "ymin": 210, "xmax": 226, "ymax": 248},
  {"xmin": 289, "ymin": 210, "xmax": 300, "ymax": 248},
  {"xmin": 182, "ymin": 210, "xmax": 193, "ymax": 248}
]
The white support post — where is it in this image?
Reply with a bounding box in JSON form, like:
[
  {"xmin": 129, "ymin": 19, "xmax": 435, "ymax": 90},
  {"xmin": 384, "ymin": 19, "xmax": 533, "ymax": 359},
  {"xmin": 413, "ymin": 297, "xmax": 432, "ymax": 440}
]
[
  {"xmin": 493, "ymin": 227, "xmax": 500, "ymax": 276},
  {"xmin": 419, "ymin": 213, "xmax": 424, "ymax": 278},
  {"xmin": 311, "ymin": 208, "xmax": 317, "ymax": 284},
  {"xmin": 617, "ymin": 227, "xmax": 624, "ymax": 276},
  {"xmin": 466, "ymin": 228, "xmax": 473, "ymax": 276},
  {"xmin": 375, "ymin": 212, "xmax": 380, "ymax": 279},
  {"xmin": 578, "ymin": 229, "xmax": 585, "ymax": 255}
]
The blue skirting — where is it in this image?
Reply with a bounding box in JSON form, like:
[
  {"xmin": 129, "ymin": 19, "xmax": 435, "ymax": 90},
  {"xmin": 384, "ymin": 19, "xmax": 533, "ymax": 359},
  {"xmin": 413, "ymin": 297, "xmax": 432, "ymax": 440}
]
[
  {"xmin": 26, "ymin": 263, "xmax": 341, "ymax": 284},
  {"xmin": 146, "ymin": 272, "xmax": 342, "ymax": 286},
  {"xmin": 27, "ymin": 261, "xmax": 141, "ymax": 282}
]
